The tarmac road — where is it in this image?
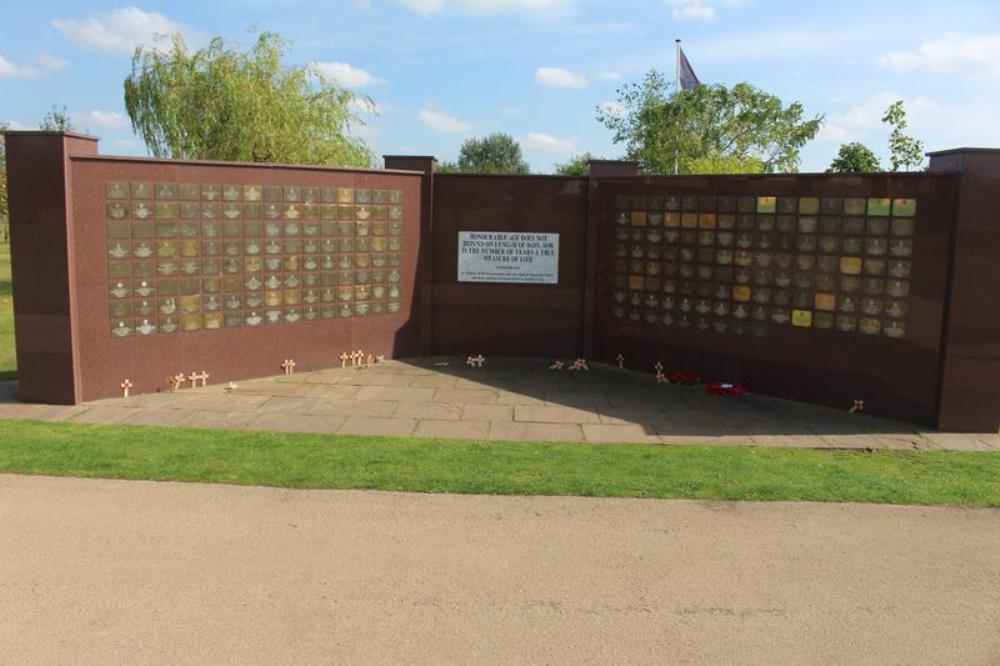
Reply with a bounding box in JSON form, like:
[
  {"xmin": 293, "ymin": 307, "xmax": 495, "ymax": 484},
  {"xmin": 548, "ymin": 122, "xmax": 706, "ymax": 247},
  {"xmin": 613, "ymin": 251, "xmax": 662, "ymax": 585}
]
[{"xmin": 1, "ymin": 473, "xmax": 998, "ymax": 664}]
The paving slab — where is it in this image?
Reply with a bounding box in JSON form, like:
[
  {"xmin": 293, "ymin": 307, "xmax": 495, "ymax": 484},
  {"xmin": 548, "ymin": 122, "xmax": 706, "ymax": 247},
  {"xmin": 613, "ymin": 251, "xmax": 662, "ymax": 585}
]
[
  {"xmin": 395, "ymin": 401, "xmax": 463, "ymax": 420},
  {"xmin": 488, "ymin": 421, "xmax": 585, "ymax": 442},
  {"xmin": 355, "ymin": 386, "xmax": 438, "ymax": 402},
  {"xmin": 461, "ymin": 404, "xmax": 514, "ymax": 422},
  {"xmin": 64, "ymin": 406, "xmax": 141, "ymax": 424},
  {"xmin": 338, "ymin": 416, "xmax": 417, "ymax": 437},
  {"xmin": 515, "ymin": 404, "xmax": 603, "ymax": 425},
  {"xmin": 307, "ymin": 399, "xmax": 399, "ymax": 418},
  {"xmin": 256, "ymin": 396, "xmax": 318, "ymax": 415},
  {"xmin": 304, "ymin": 384, "xmax": 361, "ymax": 400},
  {"xmin": 414, "ymin": 419, "xmax": 490, "ymax": 439},
  {"xmin": 172, "ymin": 410, "xmax": 258, "ymax": 430},
  {"xmin": 433, "ymin": 387, "xmax": 499, "ymax": 404}
]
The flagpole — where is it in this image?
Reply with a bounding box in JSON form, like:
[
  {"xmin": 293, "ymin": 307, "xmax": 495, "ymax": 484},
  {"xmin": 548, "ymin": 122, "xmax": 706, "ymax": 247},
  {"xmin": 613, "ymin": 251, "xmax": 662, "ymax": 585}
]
[{"xmin": 674, "ymin": 39, "xmax": 680, "ymax": 175}]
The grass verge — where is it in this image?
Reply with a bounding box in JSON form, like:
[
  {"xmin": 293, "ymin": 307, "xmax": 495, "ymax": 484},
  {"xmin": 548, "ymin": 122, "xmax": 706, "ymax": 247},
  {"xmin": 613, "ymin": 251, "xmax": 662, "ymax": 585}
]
[{"xmin": 0, "ymin": 420, "xmax": 998, "ymax": 506}]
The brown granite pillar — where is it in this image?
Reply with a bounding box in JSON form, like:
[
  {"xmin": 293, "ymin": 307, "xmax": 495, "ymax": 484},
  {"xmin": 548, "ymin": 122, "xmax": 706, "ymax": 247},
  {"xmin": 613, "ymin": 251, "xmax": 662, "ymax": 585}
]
[
  {"xmin": 582, "ymin": 160, "xmax": 639, "ymax": 359},
  {"xmin": 383, "ymin": 155, "xmax": 436, "ymax": 356},
  {"xmin": 6, "ymin": 131, "xmax": 99, "ymax": 404},
  {"xmin": 928, "ymin": 148, "xmax": 1000, "ymax": 431}
]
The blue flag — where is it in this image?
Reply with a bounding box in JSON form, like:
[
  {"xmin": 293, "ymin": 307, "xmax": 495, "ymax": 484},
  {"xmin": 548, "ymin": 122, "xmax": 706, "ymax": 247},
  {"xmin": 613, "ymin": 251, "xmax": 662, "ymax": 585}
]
[{"xmin": 678, "ymin": 47, "xmax": 700, "ymax": 91}]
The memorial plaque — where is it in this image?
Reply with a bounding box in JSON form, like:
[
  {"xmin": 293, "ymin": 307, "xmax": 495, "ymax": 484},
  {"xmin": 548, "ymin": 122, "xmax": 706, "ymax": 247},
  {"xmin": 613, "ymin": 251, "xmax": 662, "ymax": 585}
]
[
  {"xmin": 105, "ymin": 182, "xmax": 405, "ymax": 336},
  {"xmin": 457, "ymin": 232, "xmax": 559, "ymax": 284},
  {"xmin": 609, "ymin": 194, "xmax": 918, "ymax": 339}
]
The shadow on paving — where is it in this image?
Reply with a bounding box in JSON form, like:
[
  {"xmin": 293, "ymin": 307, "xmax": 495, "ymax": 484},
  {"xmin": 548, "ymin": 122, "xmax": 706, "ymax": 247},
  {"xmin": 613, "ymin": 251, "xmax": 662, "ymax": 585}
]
[{"xmin": 1, "ymin": 357, "xmax": 995, "ymax": 450}]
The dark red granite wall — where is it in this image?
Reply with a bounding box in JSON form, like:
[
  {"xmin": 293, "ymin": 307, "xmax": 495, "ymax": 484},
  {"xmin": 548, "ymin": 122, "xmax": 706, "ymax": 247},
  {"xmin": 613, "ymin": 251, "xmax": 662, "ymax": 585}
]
[
  {"xmin": 592, "ymin": 174, "xmax": 960, "ymax": 427},
  {"xmin": 430, "ymin": 174, "xmax": 589, "ymax": 358},
  {"xmin": 8, "ymin": 133, "xmax": 1000, "ymax": 430}
]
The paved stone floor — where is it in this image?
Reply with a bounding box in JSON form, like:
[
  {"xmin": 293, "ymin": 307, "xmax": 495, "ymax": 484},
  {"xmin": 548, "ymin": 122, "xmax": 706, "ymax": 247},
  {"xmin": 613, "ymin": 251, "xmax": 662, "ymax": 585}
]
[{"xmin": 0, "ymin": 357, "xmax": 997, "ymax": 450}]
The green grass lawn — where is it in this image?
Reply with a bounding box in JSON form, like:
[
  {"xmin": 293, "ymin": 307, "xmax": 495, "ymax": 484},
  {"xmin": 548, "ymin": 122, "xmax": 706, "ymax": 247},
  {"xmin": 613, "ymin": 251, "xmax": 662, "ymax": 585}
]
[
  {"xmin": 1, "ymin": 420, "xmax": 998, "ymax": 507},
  {"xmin": 0, "ymin": 243, "xmax": 14, "ymax": 380}
]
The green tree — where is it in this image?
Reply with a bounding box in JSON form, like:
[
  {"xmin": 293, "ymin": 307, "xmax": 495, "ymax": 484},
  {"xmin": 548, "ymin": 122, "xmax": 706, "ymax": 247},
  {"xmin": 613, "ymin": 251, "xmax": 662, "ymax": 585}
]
[
  {"xmin": 882, "ymin": 100, "xmax": 924, "ymax": 172},
  {"xmin": 597, "ymin": 70, "xmax": 823, "ymax": 175},
  {"xmin": 40, "ymin": 106, "xmax": 74, "ymax": 131},
  {"xmin": 687, "ymin": 154, "xmax": 765, "ymax": 174},
  {"xmin": 454, "ymin": 133, "xmax": 530, "ymax": 174},
  {"xmin": 124, "ymin": 32, "xmax": 373, "ymax": 167},
  {"xmin": 554, "ymin": 152, "xmax": 601, "ymax": 176},
  {"xmin": 828, "ymin": 142, "xmax": 882, "ymax": 173}
]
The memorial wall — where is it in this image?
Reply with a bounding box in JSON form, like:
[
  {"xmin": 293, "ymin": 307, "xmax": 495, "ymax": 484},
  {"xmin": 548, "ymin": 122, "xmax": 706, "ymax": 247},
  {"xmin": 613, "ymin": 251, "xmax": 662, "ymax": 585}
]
[
  {"xmin": 7, "ymin": 133, "xmax": 1000, "ymax": 430},
  {"xmin": 6, "ymin": 132, "xmax": 422, "ymax": 404},
  {"xmin": 594, "ymin": 176, "xmax": 959, "ymax": 426}
]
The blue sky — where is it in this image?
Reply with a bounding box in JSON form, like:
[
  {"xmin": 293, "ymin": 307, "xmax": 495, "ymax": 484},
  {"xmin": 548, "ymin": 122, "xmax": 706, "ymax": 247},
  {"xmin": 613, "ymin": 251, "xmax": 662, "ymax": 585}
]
[{"xmin": 3, "ymin": 0, "xmax": 999, "ymax": 172}]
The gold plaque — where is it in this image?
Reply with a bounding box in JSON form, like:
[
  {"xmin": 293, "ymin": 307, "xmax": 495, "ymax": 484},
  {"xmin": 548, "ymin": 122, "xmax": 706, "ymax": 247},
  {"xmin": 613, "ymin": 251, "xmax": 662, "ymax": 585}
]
[
  {"xmin": 631, "ymin": 211, "xmax": 647, "ymax": 227},
  {"xmin": 814, "ymin": 293, "xmax": 836, "ymax": 311},
  {"xmin": 840, "ymin": 257, "xmax": 863, "ymax": 275},
  {"xmin": 628, "ymin": 275, "xmax": 646, "ymax": 291},
  {"xmin": 681, "ymin": 213, "xmax": 698, "ymax": 228},
  {"xmin": 665, "ymin": 212, "xmax": 681, "ymax": 228},
  {"xmin": 798, "ymin": 197, "xmax": 820, "ymax": 215},
  {"xmin": 732, "ymin": 285, "xmax": 752, "ymax": 302},
  {"xmin": 792, "ymin": 309, "xmax": 813, "ymax": 327}
]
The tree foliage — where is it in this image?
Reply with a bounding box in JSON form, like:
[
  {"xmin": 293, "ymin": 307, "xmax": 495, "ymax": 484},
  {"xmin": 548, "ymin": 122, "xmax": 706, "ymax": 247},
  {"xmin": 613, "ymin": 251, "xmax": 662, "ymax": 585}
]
[
  {"xmin": 39, "ymin": 106, "xmax": 74, "ymax": 132},
  {"xmin": 597, "ymin": 70, "xmax": 823, "ymax": 175},
  {"xmin": 554, "ymin": 152, "xmax": 601, "ymax": 176},
  {"xmin": 124, "ymin": 32, "xmax": 374, "ymax": 167},
  {"xmin": 828, "ymin": 142, "xmax": 882, "ymax": 173},
  {"xmin": 453, "ymin": 133, "xmax": 530, "ymax": 174},
  {"xmin": 882, "ymin": 100, "xmax": 924, "ymax": 172}
]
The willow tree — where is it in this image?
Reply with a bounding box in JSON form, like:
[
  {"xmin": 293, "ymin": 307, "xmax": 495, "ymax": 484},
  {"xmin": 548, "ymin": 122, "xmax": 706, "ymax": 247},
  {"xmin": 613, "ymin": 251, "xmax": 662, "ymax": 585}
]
[{"xmin": 124, "ymin": 32, "xmax": 374, "ymax": 167}]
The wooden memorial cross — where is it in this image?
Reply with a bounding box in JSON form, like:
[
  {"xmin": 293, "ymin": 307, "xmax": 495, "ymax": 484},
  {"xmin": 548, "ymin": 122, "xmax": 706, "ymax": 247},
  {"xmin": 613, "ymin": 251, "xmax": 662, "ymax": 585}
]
[
  {"xmin": 188, "ymin": 371, "xmax": 210, "ymax": 388},
  {"xmin": 168, "ymin": 374, "xmax": 185, "ymax": 392}
]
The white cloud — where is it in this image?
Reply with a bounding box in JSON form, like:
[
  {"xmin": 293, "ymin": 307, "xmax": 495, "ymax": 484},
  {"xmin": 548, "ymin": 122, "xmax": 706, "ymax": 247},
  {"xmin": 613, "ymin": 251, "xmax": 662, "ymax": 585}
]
[
  {"xmin": 836, "ymin": 92, "xmax": 938, "ymax": 131},
  {"xmin": 667, "ymin": 0, "xmax": 743, "ymax": 21},
  {"xmin": 53, "ymin": 7, "xmax": 194, "ymax": 54},
  {"xmin": 815, "ymin": 123, "xmax": 854, "ymax": 144},
  {"xmin": 522, "ymin": 131, "xmax": 577, "ymax": 155},
  {"xmin": 881, "ymin": 33, "xmax": 1000, "ymax": 76},
  {"xmin": 3, "ymin": 120, "xmax": 34, "ymax": 130},
  {"xmin": 597, "ymin": 70, "xmax": 622, "ymax": 82},
  {"xmin": 668, "ymin": 0, "xmax": 716, "ymax": 20},
  {"xmin": 349, "ymin": 97, "xmax": 381, "ymax": 114},
  {"xmin": 77, "ymin": 109, "xmax": 128, "ymax": 129},
  {"xmin": 535, "ymin": 67, "xmax": 588, "ymax": 88},
  {"xmin": 311, "ymin": 61, "xmax": 385, "ymax": 88},
  {"xmin": 419, "ymin": 107, "xmax": 472, "ymax": 132},
  {"xmin": 111, "ymin": 138, "xmax": 141, "ymax": 150},
  {"xmin": 0, "ymin": 52, "xmax": 68, "ymax": 79},
  {"xmin": 394, "ymin": 0, "xmax": 577, "ymax": 16}
]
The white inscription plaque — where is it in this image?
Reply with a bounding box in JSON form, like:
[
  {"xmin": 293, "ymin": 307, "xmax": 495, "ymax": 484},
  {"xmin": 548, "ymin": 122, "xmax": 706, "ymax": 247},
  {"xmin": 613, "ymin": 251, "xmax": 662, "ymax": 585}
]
[{"xmin": 457, "ymin": 231, "xmax": 559, "ymax": 284}]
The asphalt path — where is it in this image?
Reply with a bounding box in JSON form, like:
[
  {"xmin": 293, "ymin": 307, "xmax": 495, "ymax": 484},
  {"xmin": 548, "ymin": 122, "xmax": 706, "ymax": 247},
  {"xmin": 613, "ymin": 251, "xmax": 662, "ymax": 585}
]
[{"xmin": 1, "ymin": 474, "xmax": 998, "ymax": 664}]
